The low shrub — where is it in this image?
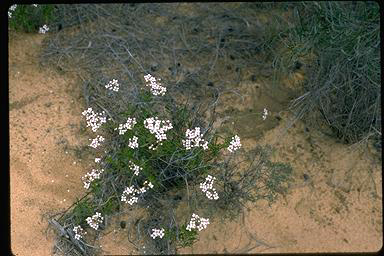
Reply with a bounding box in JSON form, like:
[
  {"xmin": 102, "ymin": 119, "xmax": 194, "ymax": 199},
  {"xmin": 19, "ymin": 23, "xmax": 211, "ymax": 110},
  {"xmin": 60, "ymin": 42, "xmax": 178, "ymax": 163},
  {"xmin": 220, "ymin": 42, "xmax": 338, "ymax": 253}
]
[
  {"xmin": 277, "ymin": 2, "xmax": 381, "ymax": 145},
  {"xmin": 49, "ymin": 74, "xmax": 292, "ymax": 255},
  {"xmin": 8, "ymin": 4, "xmax": 55, "ymax": 33}
]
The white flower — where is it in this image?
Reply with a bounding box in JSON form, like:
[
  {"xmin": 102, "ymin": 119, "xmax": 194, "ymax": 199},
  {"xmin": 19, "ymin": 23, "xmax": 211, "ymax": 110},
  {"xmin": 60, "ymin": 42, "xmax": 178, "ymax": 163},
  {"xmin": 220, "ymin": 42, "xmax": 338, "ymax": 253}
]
[
  {"xmin": 8, "ymin": 4, "xmax": 17, "ymax": 18},
  {"xmin": 32, "ymin": 4, "xmax": 38, "ymax": 7},
  {"xmin": 186, "ymin": 213, "xmax": 210, "ymax": 232},
  {"xmin": 94, "ymin": 157, "xmax": 101, "ymax": 163},
  {"xmin": 114, "ymin": 117, "xmax": 137, "ymax": 135},
  {"xmin": 10, "ymin": 4, "xmax": 17, "ymax": 11},
  {"xmin": 128, "ymin": 136, "xmax": 139, "ymax": 149},
  {"xmin": 73, "ymin": 225, "xmax": 87, "ymax": 240},
  {"xmin": 142, "ymin": 180, "xmax": 154, "ymax": 191},
  {"xmin": 82, "ymin": 169, "xmax": 104, "ymax": 189},
  {"xmin": 121, "ymin": 181, "xmax": 154, "ymax": 205},
  {"xmin": 127, "ymin": 196, "xmax": 139, "ymax": 205},
  {"xmin": 262, "ymin": 108, "xmax": 268, "ymax": 120},
  {"xmin": 197, "ymin": 217, "xmax": 210, "ymax": 231},
  {"xmin": 150, "ymin": 228, "xmax": 165, "ymax": 239},
  {"xmin": 105, "ymin": 79, "xmax": 120, "ymax": 92},
  {"xmin": 182, "ymin": 127, "xmax": 209, "ymax": 150},
  {"xmin": 144, "ymin": 74, "xmax": 166, "ymax": 96},
  {"xmin": 89, "ymin": 135, "xmax": 105, "ymax": 148},
  {"xmin": 86, "ymin": 212, "xmax": 103, "ymax": 230},
  {"xmin": 227, "ymin": 135, "xmax": 241, "ymax": 152},
  {"xmin": 122, "ymin": 185, "xmax": 136, "ymax": 196},
  {"xmin": 200, "ymin": 175, "xmax": 219, "ymax": 200},
  {"xmin": 82, "ymin": 107, "xmax": 107, "ymax": 132},
  {"xmin": 144, "ymin": 117, "xmax": 173, "ymax": 149},
  {"xmin": 38, "ymin": 24, "xmax": 49, "ymax": 34},
  {"xmin": 149, "ymin": 142, "xmax": 163, "ymax": 151},
  {"xmin": 128, "ymin": 160, "xmax": 142, "ymax": 176}
]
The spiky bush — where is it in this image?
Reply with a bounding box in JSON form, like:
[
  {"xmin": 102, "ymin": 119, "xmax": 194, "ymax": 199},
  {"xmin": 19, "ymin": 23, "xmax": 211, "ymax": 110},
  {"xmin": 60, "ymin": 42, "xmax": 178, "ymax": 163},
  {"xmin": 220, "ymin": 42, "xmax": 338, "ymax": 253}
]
[{"xmin": 277, "ymin": 2, "xmax": 380, "ymax": 145}]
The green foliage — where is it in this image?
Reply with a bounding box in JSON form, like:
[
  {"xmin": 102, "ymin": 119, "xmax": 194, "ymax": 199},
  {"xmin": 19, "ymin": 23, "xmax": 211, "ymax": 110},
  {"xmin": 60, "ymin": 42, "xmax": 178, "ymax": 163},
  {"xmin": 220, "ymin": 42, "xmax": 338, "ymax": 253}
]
[
  {"xmin": 101, "ymin": 197, "xmax": 120, "ymax": 215},
  {"xmin": 8, "ymin": 4, "xmax": 55, "ymax": 33},
  {"xmin": 103, "ymin": 90, "xmax": 224, "ymax": 194},
  {"xmin": 90, "ymin": 180, "xmax": 102, "ymax": 196},
  {"xmin": 72, "ymin": 199, "xmax": 94, "ymax": 226},
  {"xmin": 165, "ymin": 225, "xmax": 198, "ymax": 248}
]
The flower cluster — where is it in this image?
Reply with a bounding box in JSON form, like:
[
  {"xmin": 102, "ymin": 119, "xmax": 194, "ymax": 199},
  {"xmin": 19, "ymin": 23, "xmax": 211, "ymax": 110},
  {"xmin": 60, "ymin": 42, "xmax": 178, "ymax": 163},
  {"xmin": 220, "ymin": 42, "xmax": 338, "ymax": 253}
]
[
  {"xmin": 38, "ymin": 24, "xmax": 49, "ymax": 34},
  {"xmin": 114, "ymin": 117, "xmax": 137, "ymax": 135},
  {"xmin": 82, "ymin": 169, "xmax": 104, "ymax": 189},
  {"xmin": 182, "ymin": 127, "xmax": 209, "ymax": 150},
  {"xmin": 141, "ymin": 180, "xmax": 154, "ymax": 190},
  {"xmin": 262, "ymin": 108, "xmax": 268, "ymax": 120},
  {"xmin": 144, "ymin": 74, "xmax": 166, "ymax": 96},
  {"xmin": 227, "ymin": 135, "xmax": 241, "ymax": 152},
  {"xmin": 105, "ymin": 79, "xmax": 120, "ymax": 92},
  {"xmin": 186, "ymin": 213, "xmax": 210, "ymax": 231},
  {"xmin": 128, "ymin": 136, "xmax": 139, "ymax": 149},
  {"xmin": 73, "ymin": 225, "xmax": 87, "ymax": 240},
  {"xmin": 86, "ymin": 212, "xmax": 103, "ymax": 230},
  {"xmin": 128, "ymin": 160, "xmax": 142, "ymax": 176},
  {"xmin": 200, "ymin": 175, "xmax": 219, "ymax": 200},
  {"xmin": 150, "ymin": 228, "xmax": 165, "ymax": 239},
  {"xmin": 82, "ymin": 107, "xmax": 107, "ymax": 132},
  {"xmin": 121, "ymin": 186, "xmax": 138, "ymax": 205},
  {"xmin": 8, "ymin": 4, "xmax": 17, "ymax": 18},
  {"xmin": 121, "ymin": 181, "xmax": 154, "ymax": 205},
  {"xmin": 144, "ymin": 117, "xmax": 173, "ymax": 149},
  {"xmin": 89, "ymin": 135, "xmax": 105, "ymax": 148}
]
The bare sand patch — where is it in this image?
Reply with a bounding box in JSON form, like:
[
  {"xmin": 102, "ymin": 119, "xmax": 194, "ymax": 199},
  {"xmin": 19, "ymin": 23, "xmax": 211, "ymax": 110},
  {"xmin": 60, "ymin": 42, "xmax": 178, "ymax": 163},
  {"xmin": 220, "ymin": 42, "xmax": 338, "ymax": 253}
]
[{"xmin": 9, "ymin": 32, "xmax": 90, "ymax": 256}]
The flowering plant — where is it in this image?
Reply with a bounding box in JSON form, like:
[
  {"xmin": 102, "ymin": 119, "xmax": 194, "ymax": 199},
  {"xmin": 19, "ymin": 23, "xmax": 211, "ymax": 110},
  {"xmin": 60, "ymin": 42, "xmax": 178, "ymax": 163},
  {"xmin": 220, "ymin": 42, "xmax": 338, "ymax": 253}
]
[
  {"xmin": 8, "ymin": 4, "xmax": 55, "ymax": 33},
  {"xmin": 49, "ymin": 74, "xmax": 292, "ymax": 255}
]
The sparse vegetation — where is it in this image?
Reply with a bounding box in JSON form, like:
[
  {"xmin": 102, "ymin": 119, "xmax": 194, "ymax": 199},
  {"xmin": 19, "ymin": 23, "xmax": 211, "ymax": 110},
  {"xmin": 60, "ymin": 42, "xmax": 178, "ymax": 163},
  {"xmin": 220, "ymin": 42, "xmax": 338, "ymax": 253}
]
[
  {"xmin": 36, "ymin": 4, "xmax": 295, "ymax": 255},
  {"xmin": 275, "ymin": 2, "xmax": 381, "ymax": 145},
  {"xmin": 10, "ymin": 2, "xmax": 380, "ymax": 255}
]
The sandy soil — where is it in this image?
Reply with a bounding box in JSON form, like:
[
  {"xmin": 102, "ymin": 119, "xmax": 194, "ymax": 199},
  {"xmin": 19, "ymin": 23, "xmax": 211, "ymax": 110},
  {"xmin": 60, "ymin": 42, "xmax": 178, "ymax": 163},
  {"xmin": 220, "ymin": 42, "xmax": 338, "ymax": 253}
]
[
  {"xmin": 9, "ymin": 30, "xmax": 382, "ymax": 255},
  {"xmin": 179, "ymin": 114, "xmax": 382, "ymax": 253},
  {"xmin": 9, "ymin": 32, "xmax": 91, "ymax": 256},
  {"xmin": 178, "ymin": 72, "xmax": 383, "ymax": 253},
  {"xmin": 9, "ymin": 31, "xmax": 143, "ymax": 256}
]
